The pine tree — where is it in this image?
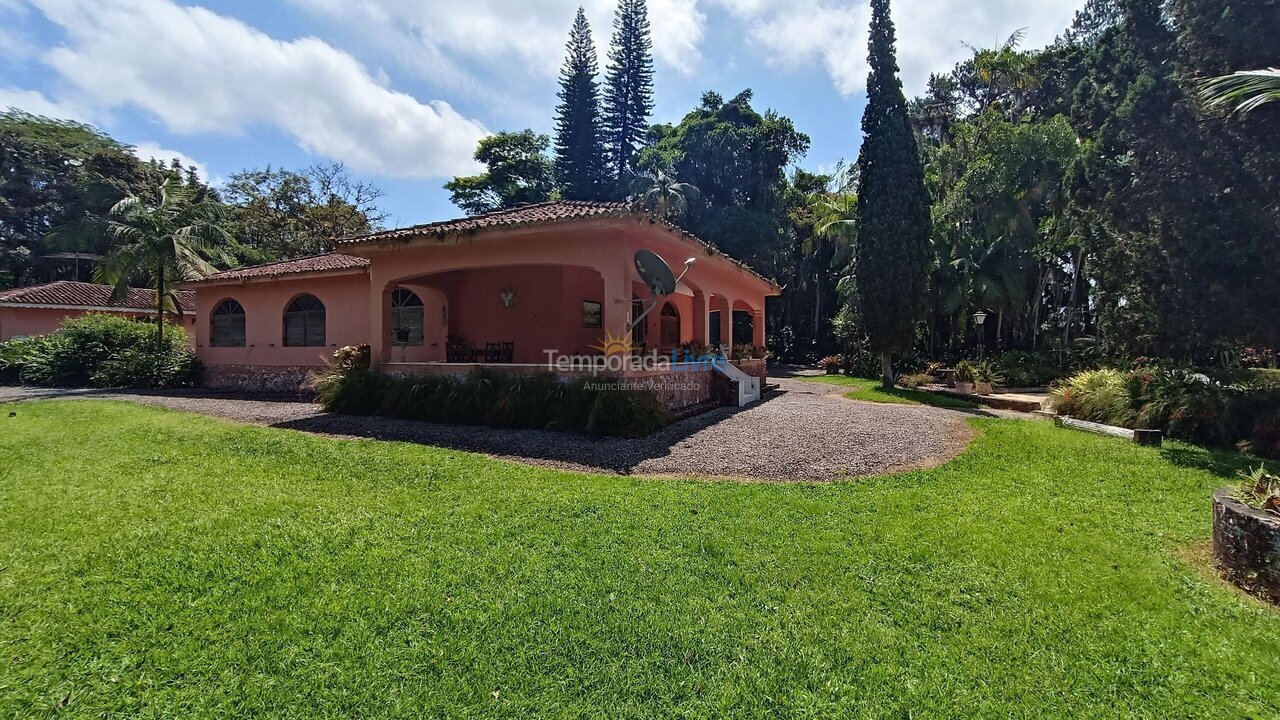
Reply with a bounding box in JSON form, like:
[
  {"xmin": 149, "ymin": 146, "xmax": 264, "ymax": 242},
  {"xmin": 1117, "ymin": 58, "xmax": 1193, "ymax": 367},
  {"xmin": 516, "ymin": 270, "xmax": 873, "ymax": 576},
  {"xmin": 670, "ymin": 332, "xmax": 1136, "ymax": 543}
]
[
  {"xmin": 852, "ymin": 0, "xmax": 931, "ymax": 386},
  {"xmin": 602, "ymin": 0, "xmax": 654, "ymax": 187},
  {"xmin": 554, "ymin": 8, "xmax": 607, "ymax": 200}
]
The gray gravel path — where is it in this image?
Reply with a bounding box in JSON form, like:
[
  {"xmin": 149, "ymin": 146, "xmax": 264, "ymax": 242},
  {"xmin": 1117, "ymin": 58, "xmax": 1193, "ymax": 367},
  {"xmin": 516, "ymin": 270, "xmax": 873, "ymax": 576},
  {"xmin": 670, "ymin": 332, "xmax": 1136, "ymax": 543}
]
[{"xmin": 0, "ymin": 379, "xmax": 985, "ymax": 482}]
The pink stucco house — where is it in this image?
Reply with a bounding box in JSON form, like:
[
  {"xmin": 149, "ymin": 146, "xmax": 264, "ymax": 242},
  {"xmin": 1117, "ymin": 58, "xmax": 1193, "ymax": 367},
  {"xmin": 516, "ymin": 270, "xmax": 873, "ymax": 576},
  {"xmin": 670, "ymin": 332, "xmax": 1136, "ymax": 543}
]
[
  {"xmin": 182, "ymin": 201, "xmax": 779, "ymax": 409},
  {"xmin": 0, "ymin": 281, "xmax": 196, "ymax": 341}
]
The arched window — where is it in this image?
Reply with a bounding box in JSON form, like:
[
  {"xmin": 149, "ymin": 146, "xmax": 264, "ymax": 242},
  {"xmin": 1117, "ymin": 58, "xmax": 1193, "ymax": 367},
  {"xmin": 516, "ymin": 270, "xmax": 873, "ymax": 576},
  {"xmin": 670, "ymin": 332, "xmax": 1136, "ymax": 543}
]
[
  {"xmin": 284, "ymin": 294, "xmax": 326, "ymax": 347},
  {"xmin": 210, "ymin": 299, "xmax": 246, "ymax": 347},
  {"xmin": 660, "ymin": 302, "xmax": 681, "ymax": 347},
  {"xmin": 391, "ymin": 288, "xmax": 424, "ymax": 346}
]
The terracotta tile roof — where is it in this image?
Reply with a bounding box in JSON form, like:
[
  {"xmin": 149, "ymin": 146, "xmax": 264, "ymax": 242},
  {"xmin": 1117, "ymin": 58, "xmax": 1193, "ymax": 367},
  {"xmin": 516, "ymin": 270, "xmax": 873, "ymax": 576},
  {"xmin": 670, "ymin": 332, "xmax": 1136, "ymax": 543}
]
[
  {"xmin": 0, "ymin": 281, "xmax": 195, "ymax": 313},
  {"xmin": 337, "ymin": 200, "xmax": 633, "ymax": 245},
  {"xmin": 187, "ymin": 253, "xmax": 370, "ymax": 284},
  {"xmin": 337, "ymin": 200, "xmax": 779, "ymax": 289}
]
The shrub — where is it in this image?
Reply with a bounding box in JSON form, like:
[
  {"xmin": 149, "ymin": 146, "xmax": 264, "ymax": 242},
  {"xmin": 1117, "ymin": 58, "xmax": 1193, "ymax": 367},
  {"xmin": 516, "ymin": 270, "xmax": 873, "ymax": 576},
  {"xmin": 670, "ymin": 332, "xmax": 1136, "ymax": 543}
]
[
  {"xmin": 1236, "ymin": 465, "xmax": 1280, "ymax": 515},
  {"xmin": 313, "ymin": 364, "xmax": 386, "ymax": 416},
  {"xmin": 586, "ymin": 383, "xmax": 669, "ymax": 438},
  {"xmin": 1129, "ymin": 368, "xmax": 1229, "ymax": 445},
  {"xmin": 817, "ymin": 355, "xmax": 841, "ymax": 372},
  {"xmin": 1052, "ymin": 369, "xmax": 1133, "ymax": 425},
  {"xmin": 93, "ymin": 348, "xmax": 200, "ymax": 389},
  {"xmin": 1051, "ymin": 366, "xmax": 1280, "ymax": 458},
  {"xmin": 898, "ymin": 373, "xmax": 933, "ymax": 391},
  {"xmin": 313, "ymin": 349, "xmax": 669, "ymax": 437},
  {"xmin": 0, "ymin": 314, "xmax": 197, "ymax": 389}
]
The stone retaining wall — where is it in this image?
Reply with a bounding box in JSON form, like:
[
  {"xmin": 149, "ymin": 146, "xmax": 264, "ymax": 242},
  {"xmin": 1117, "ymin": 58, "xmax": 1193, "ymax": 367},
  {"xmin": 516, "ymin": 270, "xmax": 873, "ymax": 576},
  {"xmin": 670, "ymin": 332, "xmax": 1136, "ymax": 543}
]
[
  {"xmin": 203, "ymin": 364, "xmax": 319, "ymax": 395},
  {"xmin": 1212, "ymin": 488, "xmax": 1280, "ymax": 604},
  {"xmin": 615, "ymin": 368, "xmax": 716, "ymax": 411}
]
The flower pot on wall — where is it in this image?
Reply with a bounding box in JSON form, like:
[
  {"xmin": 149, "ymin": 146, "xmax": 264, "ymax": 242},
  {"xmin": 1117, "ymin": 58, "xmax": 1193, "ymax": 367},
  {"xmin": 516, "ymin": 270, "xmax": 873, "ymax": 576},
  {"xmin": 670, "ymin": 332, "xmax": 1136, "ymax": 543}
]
[
  {"xmin": 955, "ymin": 381, "xmax": 975, "ymax": 394},
  {"xmin": 974, "ymin": 381, "xmax": 993, "ymax": 396}
]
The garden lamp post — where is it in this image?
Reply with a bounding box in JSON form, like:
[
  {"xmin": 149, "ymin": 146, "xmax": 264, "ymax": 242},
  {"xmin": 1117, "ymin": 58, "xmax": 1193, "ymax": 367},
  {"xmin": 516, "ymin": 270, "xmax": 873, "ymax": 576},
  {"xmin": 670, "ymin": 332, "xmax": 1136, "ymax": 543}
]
[{"xmin": 973, "ymin": 310, "xmax": 988, "ymax": 360}]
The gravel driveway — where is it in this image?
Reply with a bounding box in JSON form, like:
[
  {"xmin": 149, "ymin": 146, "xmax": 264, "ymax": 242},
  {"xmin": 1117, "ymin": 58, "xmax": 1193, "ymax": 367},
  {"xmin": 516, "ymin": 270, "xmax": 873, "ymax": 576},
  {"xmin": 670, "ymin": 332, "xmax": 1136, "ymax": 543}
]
[{"xmin": 0, "ymin": 379, "xmax": 981, "ymax": 482}]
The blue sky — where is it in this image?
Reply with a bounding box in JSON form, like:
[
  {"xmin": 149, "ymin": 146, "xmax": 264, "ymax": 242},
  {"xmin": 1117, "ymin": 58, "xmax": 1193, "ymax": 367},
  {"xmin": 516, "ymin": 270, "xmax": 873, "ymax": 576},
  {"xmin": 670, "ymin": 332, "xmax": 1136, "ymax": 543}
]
[{"xmin": 0, "ymin": 0, "xmax": 1083, "ymax": 227}]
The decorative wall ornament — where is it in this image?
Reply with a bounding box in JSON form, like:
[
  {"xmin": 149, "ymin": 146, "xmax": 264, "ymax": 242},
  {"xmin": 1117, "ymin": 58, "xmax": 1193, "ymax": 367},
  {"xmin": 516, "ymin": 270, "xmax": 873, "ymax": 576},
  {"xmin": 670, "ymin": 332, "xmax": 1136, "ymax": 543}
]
[{"xmin": 499, "ymin": 285, "xmax": 516, "ymax": 308}]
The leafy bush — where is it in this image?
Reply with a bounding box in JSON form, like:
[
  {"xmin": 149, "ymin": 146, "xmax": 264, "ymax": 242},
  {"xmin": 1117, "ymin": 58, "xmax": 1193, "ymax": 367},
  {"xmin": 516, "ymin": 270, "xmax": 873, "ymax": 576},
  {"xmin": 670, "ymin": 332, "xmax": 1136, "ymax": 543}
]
[
  {"xmin": 586, "ymin": 383, "xmax": 669, "ymax": 438},
  {"xmin": 313, "ymin": 349, "xmax": 670, "ymax": 437},
  {"xmin": 0, "ymin": 314, "xmax": 198, "ymax": 388},
  {"xmin": 817, "ymin": 355, "xmax": 841, "ymax": 372},
  {"xmin": 898, "ymin": 373, "xmax": 933, "ymax": 390},
  {"xmin": 1052, "ymin": 366, "xmax": 1280, "ymax": 458},
  {"xmin": 1052, "ymin": 369, "xmax": 1133, "ymax": 425},
  {"xmin": 93, "ymin": 348, "xmax": 200, "ymax": 389}
]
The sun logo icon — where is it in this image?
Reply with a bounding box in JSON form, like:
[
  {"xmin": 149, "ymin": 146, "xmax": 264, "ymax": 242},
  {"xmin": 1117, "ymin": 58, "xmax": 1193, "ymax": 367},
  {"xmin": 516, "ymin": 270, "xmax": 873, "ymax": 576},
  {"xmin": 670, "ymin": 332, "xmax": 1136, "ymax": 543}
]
[{"xmin": 590, "ymin": 330, "xmax": 634, "ymax": 355}]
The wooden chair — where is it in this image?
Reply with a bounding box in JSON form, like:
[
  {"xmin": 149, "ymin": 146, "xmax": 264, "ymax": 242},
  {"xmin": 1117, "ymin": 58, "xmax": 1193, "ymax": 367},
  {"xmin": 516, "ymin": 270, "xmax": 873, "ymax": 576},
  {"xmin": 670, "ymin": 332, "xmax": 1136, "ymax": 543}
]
[
  {"xmin": 500, "ymin": 341, "xmax": 514, "ymax": 363},
  {"xmin": 485, "ymin": 342, "xmax": 503, "ymax": 363},
  {"xmin": 446, "ymin": 340, "xmax": 468, "ymax": 363}
]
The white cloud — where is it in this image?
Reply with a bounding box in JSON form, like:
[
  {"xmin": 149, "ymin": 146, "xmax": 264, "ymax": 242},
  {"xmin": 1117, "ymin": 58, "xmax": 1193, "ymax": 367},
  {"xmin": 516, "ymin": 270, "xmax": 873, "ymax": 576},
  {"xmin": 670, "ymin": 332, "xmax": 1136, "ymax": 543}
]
[
  {"xmin": 718, "ymin": 0, "xmax": 1085, "ymax": 97},
  {"xmin": 0, "ymin": 87, "xmax": 87, "ymax": 121},
  {"xmin": 28, "ymin": 0, "xmax": 489, "ymax": 179},
  {"xmin": 289, "ymin": 0, "xmax": 704, "ymax": 94},
  {"xmin": 130, "ymin": 141, "xmax": 213, "ymax": 183}
]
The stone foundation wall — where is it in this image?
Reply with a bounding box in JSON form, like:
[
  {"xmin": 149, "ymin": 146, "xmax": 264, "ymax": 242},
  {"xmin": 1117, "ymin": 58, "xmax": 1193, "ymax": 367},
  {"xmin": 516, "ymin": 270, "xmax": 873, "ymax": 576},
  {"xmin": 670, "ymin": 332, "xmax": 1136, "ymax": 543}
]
[
  {"xmin": 1213, "ymin": 488, "xmax": 1280, "ymax": 604},
  {"xmin": 617, "ymin": 368, "xmax": 716, "ymax": 411},
  {"xmin": 203, "ymin": 364, "xmax": 320, "ymax": 395}
]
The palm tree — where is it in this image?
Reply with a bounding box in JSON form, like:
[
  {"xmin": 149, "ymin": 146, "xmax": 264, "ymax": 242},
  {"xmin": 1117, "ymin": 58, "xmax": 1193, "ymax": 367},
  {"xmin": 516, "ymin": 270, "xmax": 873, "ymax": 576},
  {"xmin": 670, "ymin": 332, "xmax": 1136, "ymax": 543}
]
[
  {"xmin": 805, "ymin": 174, "xmax": 858, "ymax": 339},
  {"xmin": 964, "ymin": 29, "xmax": 1039, "ymax": 120},
  {"xmin": 630, "ymin": 168, "xmax": 699, "ymax": 220},
  {"xmin": 94, "ymin": 174, "xmax": 232, "ymax": 350},
  {"xmin": 1201, "ymin": 68, "xmax": 1280, "ymax": 114}
]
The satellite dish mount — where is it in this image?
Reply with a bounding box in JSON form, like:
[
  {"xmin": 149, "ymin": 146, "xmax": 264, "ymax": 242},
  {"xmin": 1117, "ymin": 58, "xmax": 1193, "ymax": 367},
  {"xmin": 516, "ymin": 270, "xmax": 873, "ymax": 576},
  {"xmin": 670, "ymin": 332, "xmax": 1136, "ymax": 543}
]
[{"xmin": 629, "ymin": 250, "xmax": 696, "ymax": 333}]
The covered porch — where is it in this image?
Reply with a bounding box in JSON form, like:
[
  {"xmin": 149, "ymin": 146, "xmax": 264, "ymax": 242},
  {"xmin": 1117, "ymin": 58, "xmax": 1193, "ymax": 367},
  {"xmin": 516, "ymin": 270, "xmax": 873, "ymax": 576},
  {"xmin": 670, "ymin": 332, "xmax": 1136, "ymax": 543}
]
[{"xmin": 344, "ymin": 214, "xmax": 773, "ymax": 375}]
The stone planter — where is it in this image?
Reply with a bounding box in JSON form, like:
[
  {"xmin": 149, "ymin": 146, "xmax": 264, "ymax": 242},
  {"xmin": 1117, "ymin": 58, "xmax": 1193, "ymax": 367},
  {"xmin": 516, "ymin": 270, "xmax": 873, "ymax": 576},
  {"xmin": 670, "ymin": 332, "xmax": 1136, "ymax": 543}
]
[
  {"xmin": 955, "ymin": 381, "xmax": 975, "ymax": 394},
  {"xmin": 1212, "ymin": 488, "xmax": 1280, "ymax": 604},
  {"xmin": 974, "ymin": 381, "xmax": 994, "ymax": 396},
  {"xmin": 824, "ymin": 367, "xmax": 839, "ymax": 375}
]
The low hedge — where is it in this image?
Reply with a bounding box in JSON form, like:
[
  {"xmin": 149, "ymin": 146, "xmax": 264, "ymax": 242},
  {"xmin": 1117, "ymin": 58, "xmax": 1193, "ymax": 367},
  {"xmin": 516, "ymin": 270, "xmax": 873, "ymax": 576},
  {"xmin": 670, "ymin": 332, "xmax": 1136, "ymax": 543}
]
[
  {"xmin": 313, "ymin": 347, "xmax": 669, "ymax": 438},
  {"xmin": 1052, "ymin": 366, "xmax": 1280, "ymax": 458},
  {"xmin": 0, "ymin": 313, "xmax": 199, "ymax": 389}
]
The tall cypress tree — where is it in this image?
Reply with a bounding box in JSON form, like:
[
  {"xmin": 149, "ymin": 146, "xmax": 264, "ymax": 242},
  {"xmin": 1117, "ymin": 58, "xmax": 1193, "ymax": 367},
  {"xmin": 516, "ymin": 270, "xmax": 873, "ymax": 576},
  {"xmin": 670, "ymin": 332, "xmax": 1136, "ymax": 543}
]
[
  {"xmin": 852, "ymin": 0, "xmax": 931, "ymax": 386},
  {"xmin": 602, "ymin": 0, "xmax": 654, "ymax": 187},
  {"xmin": 554, "ymin": 8, "xmax": 607, "ymax": 200}
]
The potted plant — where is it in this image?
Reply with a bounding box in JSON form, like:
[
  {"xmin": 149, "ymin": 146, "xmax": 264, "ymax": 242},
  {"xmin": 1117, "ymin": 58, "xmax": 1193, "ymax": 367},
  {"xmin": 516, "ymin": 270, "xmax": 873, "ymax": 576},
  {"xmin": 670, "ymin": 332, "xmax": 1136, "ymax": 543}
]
[
  {"xmin": 954, "ymin": 360, "xmax": 977, "ymax": 394},
  {"xmin": 818, "ymin": 355, "xmax": 841, "ymax": 375},
  {"xmin": 972, "ymin": 361, "xmax": 1004, "ymax": 396}
]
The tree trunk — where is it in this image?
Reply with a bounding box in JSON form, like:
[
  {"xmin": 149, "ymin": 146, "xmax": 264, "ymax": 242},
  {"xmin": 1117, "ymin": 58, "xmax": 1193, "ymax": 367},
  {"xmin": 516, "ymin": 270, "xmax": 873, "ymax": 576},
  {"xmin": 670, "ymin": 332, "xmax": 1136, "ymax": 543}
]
[
  {"xmin": 156, "ymin": 272, "xmax": 166, "ymax": 353},
  {"xmin": 880, "ymin": 351, "xmax": 894, "ymax": 388},
  {"xmin": 1063, "ymin": 247, "xmax": 1082, "ymax": 361}
]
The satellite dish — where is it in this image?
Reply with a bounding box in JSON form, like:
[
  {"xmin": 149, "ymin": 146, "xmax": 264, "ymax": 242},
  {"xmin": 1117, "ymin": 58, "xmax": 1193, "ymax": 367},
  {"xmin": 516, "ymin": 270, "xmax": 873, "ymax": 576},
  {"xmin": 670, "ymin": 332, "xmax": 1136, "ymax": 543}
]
[{"xmin": 634, "ymin": 250, "xmax": 676, "ymax": 296}]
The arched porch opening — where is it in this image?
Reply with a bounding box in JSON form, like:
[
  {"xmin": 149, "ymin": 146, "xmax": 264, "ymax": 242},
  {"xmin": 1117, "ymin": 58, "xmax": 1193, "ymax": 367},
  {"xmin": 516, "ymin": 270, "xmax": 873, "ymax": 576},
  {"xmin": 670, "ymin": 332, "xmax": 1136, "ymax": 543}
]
[{"xmin": 376, "ymin": 263, "xmax": 608, "ymax": 365}]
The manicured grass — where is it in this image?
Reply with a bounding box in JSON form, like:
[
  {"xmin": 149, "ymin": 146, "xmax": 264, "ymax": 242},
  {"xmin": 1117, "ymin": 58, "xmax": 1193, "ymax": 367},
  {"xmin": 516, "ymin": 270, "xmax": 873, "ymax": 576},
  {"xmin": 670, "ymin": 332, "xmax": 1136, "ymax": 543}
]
[
  {"xmin": 2, "ymin": 400, "xmax": 1278, "ymax": 718},
  {"xmin": 800, "ymin": 374, "xmax": 978, "ymax": 408}
]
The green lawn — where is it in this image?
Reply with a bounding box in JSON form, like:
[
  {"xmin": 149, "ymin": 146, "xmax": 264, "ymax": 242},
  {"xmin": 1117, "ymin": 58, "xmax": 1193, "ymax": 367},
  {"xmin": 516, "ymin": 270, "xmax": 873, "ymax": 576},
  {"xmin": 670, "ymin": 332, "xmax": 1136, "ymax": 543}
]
[
  {"xmin": 1, "ymin": 400, "xmax": 1278, "ymax": 718},
  {"xmin": 799, "ymin": 374, "xmax": 978, "ymax": 408}
]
